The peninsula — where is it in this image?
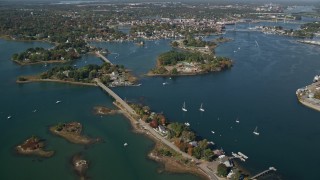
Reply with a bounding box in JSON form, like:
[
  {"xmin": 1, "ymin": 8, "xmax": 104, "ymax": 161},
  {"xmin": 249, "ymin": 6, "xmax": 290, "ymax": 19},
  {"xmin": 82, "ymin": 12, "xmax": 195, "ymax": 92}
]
[
  {"xmin": 50, "ymin": 122, "xmax": 100, "ymax": 145},
  {"xmin": 16, "ymin": 136, "xmax": 54, "ymax": 158}
]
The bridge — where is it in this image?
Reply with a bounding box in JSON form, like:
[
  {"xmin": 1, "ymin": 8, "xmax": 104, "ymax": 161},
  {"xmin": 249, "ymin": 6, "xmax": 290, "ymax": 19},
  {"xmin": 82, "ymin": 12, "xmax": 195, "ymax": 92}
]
[
  {"xmin": 226, "ymin": 29, "xmax": 260, "ymax": 33},
  {"xmin": 95, "ymin": 51, "xmax": 113, "ymax": 64},
  {"xmin": 94, "ymin": 78, "xmax": 135, "ymax": 114},
  {"xmin": 250, "ymin": 167, "xmax": 277, "ymax": 180}
]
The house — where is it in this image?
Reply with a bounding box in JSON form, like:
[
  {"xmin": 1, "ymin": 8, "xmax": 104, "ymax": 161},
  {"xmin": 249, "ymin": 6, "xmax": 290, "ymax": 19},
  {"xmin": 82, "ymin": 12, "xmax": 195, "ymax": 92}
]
[
  {"xmin": 189, "ymin": 141, "xmax": 198, "ymax": 147},
  {"xmin": 158, "ymin": 125, "xmax": 167, "ymax": 134}
]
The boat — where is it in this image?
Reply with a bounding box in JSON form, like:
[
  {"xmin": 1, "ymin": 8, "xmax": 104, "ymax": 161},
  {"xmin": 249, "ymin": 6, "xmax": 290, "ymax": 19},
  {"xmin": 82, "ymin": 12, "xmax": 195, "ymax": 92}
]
[
  {"xmin": 238, "ymin": 152, "xmax": 248, "ymax": 159},
  {"xmin": 56, "ymin": 100, "xmax": 62, "ymax": 104},
  {"xmin": 253, "ymin": 126, "xmax": 260, "ymax": 135},
  {"xmin": 208, "ymin": 141, "xmax": 215, "ymax": 145},
  {"xmin": 7, "ymin": 116, "xmax": 11, "ymax": 119},
  {"xmin": 236, "ymin": 118, "xmax": 240, "ymax": 123},
  {"xmin": 199, "ymin": 103, "xmax": 205, "ymax": 112},
  {"xmin": 182, "ymin": 102, "xmax": 187, "ymax": 112},
  {"xmin": 33, "ymin": 109, "xmax": 37, "ymax": 113},
  {"xmin": 211, "ymin": 131, "xmax": 215, "ymax": 134},
  {"xmin": 124, "ymin": 143, "xmax": 128, "ymax": 147},
  {"xmin": 44, "ymin": 63, "xmax": 47, "ymax": 67},
  {"xmin": 162, "ymin": 82, "xmax": 168, "ymax": 86},
  {"xmin": 184, "ymin": 122, "xmax": 190, "ymax": 126}
]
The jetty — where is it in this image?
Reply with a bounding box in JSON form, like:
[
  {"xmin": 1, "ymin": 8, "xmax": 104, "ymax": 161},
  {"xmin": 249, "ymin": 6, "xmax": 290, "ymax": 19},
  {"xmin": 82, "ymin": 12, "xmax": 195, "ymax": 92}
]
[
  {"xmin": 250, "ymin": 167, "xmax": 277, "ymax": 180},
  {"xmin": 95, "ymin": 51, "xmax": 113, "ymax": 64}
]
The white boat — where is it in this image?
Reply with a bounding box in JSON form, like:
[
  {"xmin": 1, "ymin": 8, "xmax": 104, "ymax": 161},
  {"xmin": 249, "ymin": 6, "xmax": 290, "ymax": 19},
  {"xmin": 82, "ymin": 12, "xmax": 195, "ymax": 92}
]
[
  {"xmin": 182, "ymin": 102, "xmax": 187, "ymax": 112},
  {"xmin": 238, "ymin": 152, "xmax": 248, "ymax": 159},
  {"xmin": 56, "ymin": 100, "xmax": 62, "ymax": 104},
  {"xmin": 253, "ymin": 126, "xmax": 260, "ymax": 135},
  {"xmin": 211, "ymin": 131, "xmax": 215, "ymax": 134},
  {"xmin": 7, "ymin": 116, "xmax": 11, "ymax": 119},
  {"xmin": 124, "ymin": 142, "xmax": 128, "ymax": 147},
  {"xmin": 236, "ymin": 118, "xmax": 240, "ymax": 123},
  {"xmin": 33, "ymin": 109, "xmax": 37, "ymax": 113},
  {"xmin": 162, "ymin": 82, "xmax": 168, "ymax": 86},
  {"xmin": 208, "ymin": 141, "xmax": 215, "ymax": 145},
  {"xmin": 184, "ymin": 122, "xmax": 190, "ymax": 126},
  {"xmin": 199, "ymin": 103, "xmax": 205, "ymax": 112}
]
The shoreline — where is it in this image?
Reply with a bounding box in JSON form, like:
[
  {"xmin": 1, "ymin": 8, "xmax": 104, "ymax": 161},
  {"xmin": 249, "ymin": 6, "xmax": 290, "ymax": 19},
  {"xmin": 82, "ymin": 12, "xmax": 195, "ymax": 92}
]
[
  {"xmin": 146, "ymin": 69, "xmax": 229, "ymax": 77},
  {"xmin": 17, "ymin": 78, "xmax": 97, "ymax": 86},
  {"xmin": 297, "ymin": 95, "xmax": 320, "ymax": 112},
  {"xmin": 13, "ymin": 59, "xmax": 67, "ymax": 66}
]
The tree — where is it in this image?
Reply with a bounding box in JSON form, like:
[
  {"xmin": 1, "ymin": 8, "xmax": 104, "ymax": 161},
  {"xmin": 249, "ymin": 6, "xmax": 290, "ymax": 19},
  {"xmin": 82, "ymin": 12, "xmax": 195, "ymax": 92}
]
[
  {"xmin": 192, "ymin": 146, "xmax": 202, "ymax": 159},
  {"xmin": 171, "ymin": 41, "xmax": 179, "ymax": 47},
  {"xmin": 171, "ymin": 68, "xmax": 178, "ymax": 75},
  {"xmin": 181, "ymin": 131, "xmax": 196, "ymax": 142},
  {"xmin": 203, "ymin": 149, "xmax": 214, "ymax": 161},
  {"xmin": 217, "ymin": 163, "xmax": 228, "ymax": 177}
]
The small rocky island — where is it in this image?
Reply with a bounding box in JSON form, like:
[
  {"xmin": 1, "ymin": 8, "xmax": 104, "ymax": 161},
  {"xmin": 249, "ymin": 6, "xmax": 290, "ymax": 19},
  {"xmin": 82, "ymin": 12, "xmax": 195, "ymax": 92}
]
[
  {"xmin": 50, "ymin": 122, "xmax": 100, "ymax": 145},
  {"xmin": 16, "ymin": 136, "xmax": 54, "ymax": 158},
  {"xmin": 93, "ymin": 106, "xmax": 121, "ymax": 115},
  {"xmin": 72, "ymin": 154, "xmax": 89, "ymax": 180}
]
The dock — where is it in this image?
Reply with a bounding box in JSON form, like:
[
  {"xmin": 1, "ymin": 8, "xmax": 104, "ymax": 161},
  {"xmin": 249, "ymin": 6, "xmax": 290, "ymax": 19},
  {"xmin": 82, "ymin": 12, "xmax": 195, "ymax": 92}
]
[
  {"xmin": 95, "ymin": 51, "xmax": 113, "ymax": 64},
  {"xmin": 250, "ymin": 167, "xmax": 277, "ymax": 180}
]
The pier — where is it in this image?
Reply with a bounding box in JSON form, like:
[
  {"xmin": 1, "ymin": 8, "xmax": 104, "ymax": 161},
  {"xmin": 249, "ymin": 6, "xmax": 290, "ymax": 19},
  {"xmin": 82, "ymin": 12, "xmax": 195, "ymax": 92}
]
[
  {"xmin": 250, "ymin": 167, "xmax": 277, "ymax": 180},
  {"xmin": 95, "ymin": 51, "xmax": 113, "ymax": 64}
]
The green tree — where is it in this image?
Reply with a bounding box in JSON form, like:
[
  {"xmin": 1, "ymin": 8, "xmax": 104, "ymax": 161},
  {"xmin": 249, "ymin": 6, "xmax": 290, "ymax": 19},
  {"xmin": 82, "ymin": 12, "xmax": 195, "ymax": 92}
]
[
  {"xmin": 217, "ymin": 163, "xmax": 228, "ymax": 177},
  {"xmin": 203, "ymin": 149, "xmax": 214, "ymax": 161},
  {"xmin": 192, "ymin": 146, "xmax": 202, "ymax": 159}
]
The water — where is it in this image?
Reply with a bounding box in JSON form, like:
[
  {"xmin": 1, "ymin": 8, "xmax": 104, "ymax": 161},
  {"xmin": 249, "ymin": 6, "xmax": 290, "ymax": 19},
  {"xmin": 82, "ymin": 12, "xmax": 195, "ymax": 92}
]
[{"xmin": 1, "ymin": 20, "xmax": 320, "ymax": 179}]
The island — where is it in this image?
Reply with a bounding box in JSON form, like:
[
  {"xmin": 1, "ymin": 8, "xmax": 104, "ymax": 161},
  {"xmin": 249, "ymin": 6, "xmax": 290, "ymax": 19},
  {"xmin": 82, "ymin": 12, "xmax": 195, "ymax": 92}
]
[
  {"xmin": 148, "ymin": 36, "xmax": 233, "ymax": 76},
  {"xmin": 17, "ymin": 62, "xmax": 138, "ymax": 87},
  {"xmin": 50, "ymin": 122, "xmax": 100, "ymax": 145},
  {"xmin": 72, "ymin": 153, "xmax": 89, "ymax": 180},
  {"xmin": 16, "ymin": 136, "xmax": 54, "ymax": 158},
  {"xmin": 93, "ymin": 106, "xmax": 121, "ymax": 115},
  {"xmin": 148, "ymin": 50, "xmax": 232, "ymax": 76}
]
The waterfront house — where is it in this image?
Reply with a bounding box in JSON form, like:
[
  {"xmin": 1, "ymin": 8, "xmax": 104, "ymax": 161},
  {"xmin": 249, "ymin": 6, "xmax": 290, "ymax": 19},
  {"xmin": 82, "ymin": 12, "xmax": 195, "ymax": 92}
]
[{"xmin": 158, "ymin": 125, "xmax": 167, "ymax": 134}]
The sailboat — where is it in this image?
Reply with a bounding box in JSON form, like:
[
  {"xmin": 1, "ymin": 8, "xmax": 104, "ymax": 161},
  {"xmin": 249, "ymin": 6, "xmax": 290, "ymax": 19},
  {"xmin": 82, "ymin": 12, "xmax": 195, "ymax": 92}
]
[
  {"xmin": 236, "ymin": 118, "xmax": 240, "ymax": 123},
  {"xmin": 253, "ymin": 126, "xmax": 260, "ymax": 136},
  {"xmin": 182, "ymin": 102, "xmax": 187, "ymax": 112},
  {"xmin": 199, "ymin": 103, "xmax": 205, "ymax": 112}
]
